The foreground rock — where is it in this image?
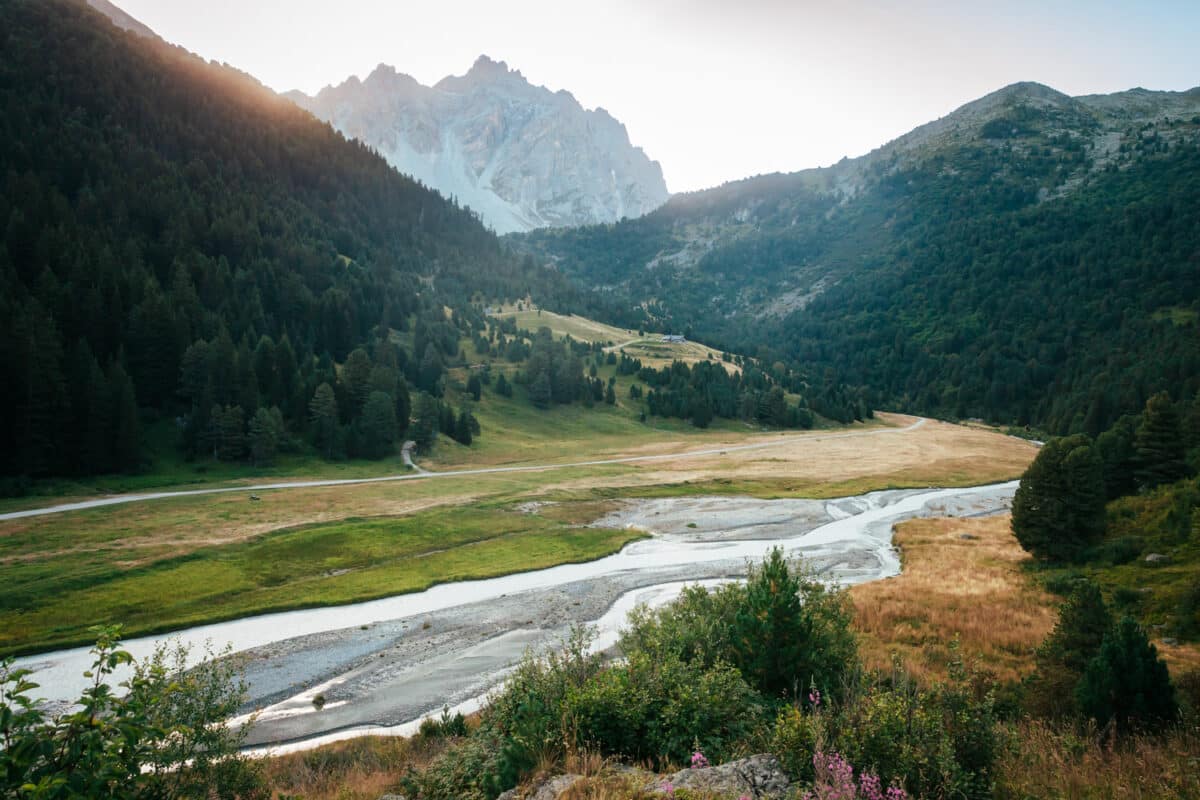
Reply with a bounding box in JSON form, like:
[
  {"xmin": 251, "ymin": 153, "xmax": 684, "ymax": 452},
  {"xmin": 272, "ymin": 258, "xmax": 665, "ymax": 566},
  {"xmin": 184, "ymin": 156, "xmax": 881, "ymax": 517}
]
[{"xmin": 650, "ymin": 754, "xmax": 791, "ymax": 798}]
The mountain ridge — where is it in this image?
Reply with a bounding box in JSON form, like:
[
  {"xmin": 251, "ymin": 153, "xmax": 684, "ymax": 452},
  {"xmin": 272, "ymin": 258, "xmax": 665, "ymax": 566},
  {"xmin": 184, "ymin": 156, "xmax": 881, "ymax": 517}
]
[{"xmin": 515, "ymin": 79, "xmax": 1200, "ymax": 435}]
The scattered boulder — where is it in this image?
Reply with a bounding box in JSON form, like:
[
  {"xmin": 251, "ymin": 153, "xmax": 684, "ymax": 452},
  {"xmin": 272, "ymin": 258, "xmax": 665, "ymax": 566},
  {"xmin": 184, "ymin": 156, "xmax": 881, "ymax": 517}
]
[
  {"xmin": 1144, "ymin": 553, "xmax": 1170, "ymax": 564},
  {"xmin": 958, "ymin": 533, "xmax": 979, "ymax": 540},
  {"xmin": 649, "ymin": 754, "xmax": 790, "ymax": 798},
  {"xmin": 1162, "ymin": 637, "xmax": 1180, "ymax": 646},
  {"xmin": 377, "ymin": 795, "xmax": 407, "ymax": 800},
  {"xmin": 531, "ymin": 775, "xmax": 583, "ymax": 800},
  {"xmin": 497, "ymin": 773, "xmax": 583, "ymax": 800}
]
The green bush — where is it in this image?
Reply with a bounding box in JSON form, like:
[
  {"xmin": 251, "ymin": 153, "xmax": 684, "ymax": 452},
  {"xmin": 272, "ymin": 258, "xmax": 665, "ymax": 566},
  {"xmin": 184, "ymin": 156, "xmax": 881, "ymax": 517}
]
[
  {"xmin": 566, "ymin": 651, "xmax": 763, "ymax": 767},
  {"xmin": 0, "ymin": 626, "xmax": 265, "ymax": 799},
  {"xmin": 770, "ymin": 655, "xmax": 999, "ymax": 800},
  {"xmin": 621, "ymin": 548, "xmax": 857, "ymax": 704}
]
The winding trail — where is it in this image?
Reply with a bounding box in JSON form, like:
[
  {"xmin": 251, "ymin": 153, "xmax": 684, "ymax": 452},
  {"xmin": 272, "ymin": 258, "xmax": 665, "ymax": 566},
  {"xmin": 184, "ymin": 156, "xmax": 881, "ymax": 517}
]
[{"xmin": 0, "ymin": 419, "xmax": 927, "ymax": 521}]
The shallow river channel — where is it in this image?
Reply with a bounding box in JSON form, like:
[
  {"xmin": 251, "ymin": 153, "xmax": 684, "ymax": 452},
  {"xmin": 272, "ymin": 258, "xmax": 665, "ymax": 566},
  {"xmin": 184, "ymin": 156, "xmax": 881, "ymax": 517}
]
[{"xmin": 15, "ymin": 481, "xmax": 1017, "ymax": 752}]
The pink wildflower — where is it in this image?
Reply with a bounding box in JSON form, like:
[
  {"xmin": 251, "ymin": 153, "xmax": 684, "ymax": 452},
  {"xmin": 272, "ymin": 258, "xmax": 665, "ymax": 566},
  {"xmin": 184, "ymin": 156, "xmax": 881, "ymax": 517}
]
[{"xmin": 690, "ymin": 750, "xmax": 710, "ymax": 769}]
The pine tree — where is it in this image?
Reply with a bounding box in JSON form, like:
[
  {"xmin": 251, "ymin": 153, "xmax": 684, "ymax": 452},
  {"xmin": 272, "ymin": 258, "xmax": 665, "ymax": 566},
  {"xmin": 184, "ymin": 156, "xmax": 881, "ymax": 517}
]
[
  {"xmin": 1025, "ymin": 580, "xmax": 1113, "ymax": 719},
  {"xmin": 495, "ymin": 372, "xmax": 513, "ymax": 398},
  {"xmin": 1012, "ymin": 434, "xmax": 1106, "ymax": 561},
  {"xmin": 411, "ymin": 393, "xmax": 440, "ymax": 454},
  {"xmin": 1095, "ymin": 415, "xmax": 1139, "ymax": 500},
  {"xmin": 308, "ymin": 382, "xmax": 340, "ymax": 459},
  {"xmin": 212, "ymin": 405, "xmax": 245, "ymax": 462},
  {"xmin": 109, "ymin": 362, "xmax": 141, "ymax": 472},
  {"xmin": 529, "ymin": 370, "xmax": 552, "ymax": 409},
  {"xmin": 454, "ymin": 408, "xmax": 474, "ymax": 446},
  {"xmin": 394, "ymin": 377, "xmax": 412, "ymax": 436},
  {"xmin": 8, "ymin": 301, "xmax": 67, "ymax": 475},
  {"xmin": 1076, "ymin": 616, "xmax": 1178, "ymax": 733},
  {"xmin": 358, "ymin": 391, "xmax": 397, "ymax": 459},
  {"xmin": 730, "ymin": 548, "xmax": 854, "ymax": 700},
  {"xmin": 467, "ymin": 373, "xmax": 482, "ymax": 401},
  {"xmin": 1135, "ymin": 392, "xmax": 1189, "ymax": 490},
  {"xmin": 247, "ymin": 406, "xmax": 284, "ymax": 466},
  {"xmin": 341, "ymin": 348, "xmax": 374, "ymax": 417}
]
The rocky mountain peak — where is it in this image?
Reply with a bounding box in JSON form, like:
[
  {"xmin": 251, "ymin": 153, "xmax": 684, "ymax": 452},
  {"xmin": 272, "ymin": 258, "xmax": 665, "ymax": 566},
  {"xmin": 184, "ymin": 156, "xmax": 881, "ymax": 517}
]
[{"xmin": 290, "ymin": 56, "xmax": 668, "ymax": 233}]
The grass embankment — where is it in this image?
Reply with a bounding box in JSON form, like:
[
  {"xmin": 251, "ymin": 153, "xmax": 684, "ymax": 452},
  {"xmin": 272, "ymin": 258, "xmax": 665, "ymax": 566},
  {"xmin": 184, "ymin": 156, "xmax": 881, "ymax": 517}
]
[{"xmin": 1, "ymin": 506, "xmax": 642, "ymax": 656}]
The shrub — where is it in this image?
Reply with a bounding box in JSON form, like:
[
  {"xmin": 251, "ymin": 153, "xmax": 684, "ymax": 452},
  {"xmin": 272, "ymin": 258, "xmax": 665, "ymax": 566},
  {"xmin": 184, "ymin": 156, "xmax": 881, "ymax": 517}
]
[
  {"xmin": 0, "ymin": 625, "xmax": 265, "ymax": 799},
  {"xmin": 622, "ymin": 549, "xmax": 857, "ymax": 704},
  {"xmin": 566, "ymin": 651, "xmax": 764, "ymax": 767}
]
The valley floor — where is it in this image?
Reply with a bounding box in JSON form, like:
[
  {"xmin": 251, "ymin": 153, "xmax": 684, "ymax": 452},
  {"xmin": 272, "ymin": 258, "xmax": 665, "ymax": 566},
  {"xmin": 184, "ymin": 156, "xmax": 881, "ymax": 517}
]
[{"xmin": 1, "ymin": 413, "xmax": 1034, "ymax": 655}]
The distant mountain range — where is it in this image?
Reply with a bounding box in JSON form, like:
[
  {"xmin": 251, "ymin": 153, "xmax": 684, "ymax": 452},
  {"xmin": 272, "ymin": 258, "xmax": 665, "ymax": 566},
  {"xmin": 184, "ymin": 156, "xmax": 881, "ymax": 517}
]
[
  {"xmin": 516, "ymin": 81, "xmax": 1200, "ymax": 433},
  {"xmin": 286, "ymin": 57, "xmax": 669, "ymax": 234}
]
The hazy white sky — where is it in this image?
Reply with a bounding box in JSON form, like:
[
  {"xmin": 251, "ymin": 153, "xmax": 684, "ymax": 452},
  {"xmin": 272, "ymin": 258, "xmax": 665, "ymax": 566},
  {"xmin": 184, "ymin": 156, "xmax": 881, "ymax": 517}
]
[{"xmin": 117, "ymin": 0, "xmax": 1200, "ymax": 192}]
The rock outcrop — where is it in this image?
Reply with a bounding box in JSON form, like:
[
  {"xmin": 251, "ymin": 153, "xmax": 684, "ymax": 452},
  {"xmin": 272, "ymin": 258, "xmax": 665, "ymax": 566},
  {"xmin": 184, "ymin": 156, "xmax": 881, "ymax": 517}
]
[{"xmin": 649, "ymin": 753, "xmax": 791, "ymax": 798}]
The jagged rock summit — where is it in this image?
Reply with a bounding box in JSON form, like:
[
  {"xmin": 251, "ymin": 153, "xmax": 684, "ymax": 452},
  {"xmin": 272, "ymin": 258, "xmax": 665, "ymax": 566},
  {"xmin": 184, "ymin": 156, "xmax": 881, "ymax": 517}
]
[{"xmin": 287, "ymin": 56, "xmax": 669, "ymax": 233}]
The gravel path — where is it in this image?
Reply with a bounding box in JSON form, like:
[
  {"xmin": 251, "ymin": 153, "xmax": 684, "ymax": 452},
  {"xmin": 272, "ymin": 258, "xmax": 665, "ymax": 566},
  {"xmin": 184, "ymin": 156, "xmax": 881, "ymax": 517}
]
[{"xmin": 0, "ymin": 419, "xmax": 926, "ymax": 521}]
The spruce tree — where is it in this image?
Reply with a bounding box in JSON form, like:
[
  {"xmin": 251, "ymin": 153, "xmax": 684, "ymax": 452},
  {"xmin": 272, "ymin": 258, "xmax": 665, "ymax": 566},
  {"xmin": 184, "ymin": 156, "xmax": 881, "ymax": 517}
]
[
  {"xmin": 1136, "ymin": 392, "xmax": 1189, "ymax": 489},
  {"xmin": 247, "ymin": 406, "xmax": 283, "ymax": 466},
  {"xmin": 411, "ymin": 393, "xmax": 440, "ymax": 454},
  {"xmin": 1012, "ymin": 434, "xmax": 1106, "ymax": 561},
  {"xmin": 1025, "ymin": 580, "xmax": 1113, "ymax": 719},
  {"xmin": 341, "ymin": 348, "xmax": 374, "ymax": 417},
  {"xmin": 308, "ymin": 382, "xmax": 340, "ymax": 459},
  {"xmin": 1077, "ymin": 616, "xmax": 1178, "ymax": 733},
  {"xmin": 454, "ymin": 408, "xmax": 474, "ymax": 446},
  {"xmin": 529, "ymin": 370, "xmax": 552, "ymax": 409},
  {"xmin": 394, "ymin": 377, "xmax": 412, "ymax": 436},
  {"xmin": 467, "ymin": 373, "xmax": 482, "ymax": 401},
  {"xmin": 730, "ymin": 548, "xmax": 855, "ymax": 700},
  {"xmin": 358, "ymin": 391, "xmax": 397, "ymax": 459},
  {"xmin": 212, "ymin": 405, "xmax": 245, "ymax": 462},
  {"xmin": 109, "ymin": 362, "xmax": 141, "ymax": 472}
]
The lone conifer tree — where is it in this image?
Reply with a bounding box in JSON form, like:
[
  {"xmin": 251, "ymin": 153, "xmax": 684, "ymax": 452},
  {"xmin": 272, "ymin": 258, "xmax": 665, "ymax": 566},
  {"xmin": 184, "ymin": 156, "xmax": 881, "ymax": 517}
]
[
  {"xmin": 1012, "ymin": 434, "xmax": 1106, "ymax": 561},
  {"xmin": 1077, "ymin": 616, "xmax": 1177, "ymax": 733}
]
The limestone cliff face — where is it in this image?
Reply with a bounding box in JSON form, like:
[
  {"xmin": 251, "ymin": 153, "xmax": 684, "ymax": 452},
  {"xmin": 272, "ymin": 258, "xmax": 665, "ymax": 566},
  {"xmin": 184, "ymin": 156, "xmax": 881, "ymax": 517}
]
[{"xmin": 288, "ymin": 56, "xmax": 669, "ymax": 233}]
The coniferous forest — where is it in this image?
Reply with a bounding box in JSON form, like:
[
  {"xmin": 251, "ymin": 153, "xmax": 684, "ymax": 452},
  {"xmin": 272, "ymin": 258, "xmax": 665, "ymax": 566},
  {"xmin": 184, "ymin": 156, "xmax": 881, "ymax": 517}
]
[{"xmin": 0, "ymin": 0, "xmax": 604, "ymax": 481}]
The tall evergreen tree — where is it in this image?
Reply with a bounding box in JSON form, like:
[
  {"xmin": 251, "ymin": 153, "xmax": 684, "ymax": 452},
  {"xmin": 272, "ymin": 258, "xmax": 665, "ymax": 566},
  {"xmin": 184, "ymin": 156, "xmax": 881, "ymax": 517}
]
[
  {"xmin": 1135, "ymin": 392, "xmax": 1190, "ymax": 490},
  {"xmin": 1012, "ymin": 434, "xmax": 1107, "ymax": 561},
  {"xmin": 358, "ymin": 391, "xmax": 398, "ymax": 459},
  {"xmin": 1025, "ymin": 580, "xmax": 1113, "ymax": 719},
  {"xmin": 247, "ymin": 406, "xmax": 284, "ymax": 466},
  {"xmin": 1076, "ymin": 616, "xmax": 1178, "ymax": 733},
  {"xmin": 308, "ymin": 383, "xmax": 340, "ymax": 459},
  {"xmin": 411, "ymin": 393, "xmax": 440, "ymax": 454},
  {"xmin": 109, "ymin": 362, "xmax": 141, "ymax": 472},
  {"xmin": 529, "ymin": 370, "xmax": 553, "ymax": 409}
]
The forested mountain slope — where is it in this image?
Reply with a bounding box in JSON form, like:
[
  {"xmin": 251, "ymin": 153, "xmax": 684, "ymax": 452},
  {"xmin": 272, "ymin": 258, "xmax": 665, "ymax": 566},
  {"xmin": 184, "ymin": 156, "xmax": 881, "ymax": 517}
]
[
  {"xmin": 517, "ymin": 82, "xmax": 1200, "ymax": 433},
  {"xmin": 0, "ymin": 0, "xmax": 595, "ymax": 479}
]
